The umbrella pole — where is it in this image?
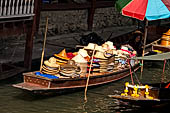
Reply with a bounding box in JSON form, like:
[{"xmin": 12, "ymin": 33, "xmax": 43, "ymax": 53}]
[
  {"xmin": 140, "ymin": 20, "xmax": 148, "ymax": 79},
  {"xmin": 40, "ymin": 17, "xmax": 49, "ymax": 72}
]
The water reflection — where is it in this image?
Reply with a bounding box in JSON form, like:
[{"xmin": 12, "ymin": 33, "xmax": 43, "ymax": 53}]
[{"xmin": 0, "ymin": 61, "xmax": 170, "ymax": 113}]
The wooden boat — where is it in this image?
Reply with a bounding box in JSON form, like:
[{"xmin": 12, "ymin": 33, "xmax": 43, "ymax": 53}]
[
  {"xmin": 108, "ymin": 52, "xmax": 170, "ymax": 107},
  {"xmin": 12, "ymin": 64, "xmax": 140, "ymax": 95},
  {"xmin": 108, "ymin": 82, "xmax": 170, "ymax": 107}
]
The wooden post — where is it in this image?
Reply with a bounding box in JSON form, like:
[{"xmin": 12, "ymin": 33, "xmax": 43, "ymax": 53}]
[
  {"xmin": 24, "ymin": 0, "xmax": 39, "ymax": 70},
  {"xmin": 87, "ymin": 0, "xmax": 96, "ymax": 31},
  {"xmin": 140, "ymin": 20, "xmax": 148, "ymax": 78},
  {"xmin": 0, "ymin": 0, "xmax": 2, "ymax": 16},
  {"xmin": 35, "ymin": 0, "xmax": 42, "ymax": 32}
]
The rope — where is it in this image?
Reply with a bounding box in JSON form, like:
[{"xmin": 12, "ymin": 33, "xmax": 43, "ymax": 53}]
[
  {"xmin": 128, "ymin": 59, "xmax": 134, "ymax": 85},
  {"xmin": 161, "ymin": 59, "xmax": 166, "ymax": 83}
]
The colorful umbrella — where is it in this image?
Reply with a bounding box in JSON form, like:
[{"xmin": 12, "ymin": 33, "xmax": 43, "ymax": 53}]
[
  {"xmin": 116, "ymin": 0, "xmax": 170, "ymax": 21},
  {"xmin": 115, "ymin": 0, "xmax": 170, "ymax": 76}
]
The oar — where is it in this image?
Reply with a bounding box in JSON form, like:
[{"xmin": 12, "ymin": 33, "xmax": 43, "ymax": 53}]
[
  {"xmin": 40, "ymin": 17, "xmax": 49, "ymax": 72},
  {"xmin": 84, "ymin": 44, "xmax": 96, "ymax": 101}
]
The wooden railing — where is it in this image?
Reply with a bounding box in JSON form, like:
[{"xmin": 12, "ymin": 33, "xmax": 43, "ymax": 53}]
[{"xmin": 0, "ymin": 0, "xmax": 35, "ymax": 19}]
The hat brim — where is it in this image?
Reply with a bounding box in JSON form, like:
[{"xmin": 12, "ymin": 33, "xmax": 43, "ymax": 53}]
[
  {"xmin": 44, "ymin": 61, "xmax": 60, "ymax": 68},
  {"xmin": 42, "ymin": 65, "xmax": 59, "ymax": 72},
  {"xmin": 41, "ymin": 70, "xmax": 59, "ymax": 75}
]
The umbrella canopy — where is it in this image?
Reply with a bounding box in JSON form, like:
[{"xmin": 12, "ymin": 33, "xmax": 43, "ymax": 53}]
[
  {"xmin": 115, "ymin": 0, "xmax": 132, "ymax": 12},
  {"xmin": 116, "ymin": 0, "xmax": 170, "ymax": 21}
]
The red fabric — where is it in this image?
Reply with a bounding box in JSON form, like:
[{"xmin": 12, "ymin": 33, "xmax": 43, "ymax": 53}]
[
  {"xmin": 120, "ymin": 49, "xmax": 131, "ymax": 54},
  {"xmin": 66, "ymin": 52, "xmax": 75, "ymax": 59},
  {"xmin": 122, "ymin": 0, "xmax": 148, "ymax": 20},
  {"xmin": 162, "ymin": 0, "xmax": 170, "ymax": 11}
]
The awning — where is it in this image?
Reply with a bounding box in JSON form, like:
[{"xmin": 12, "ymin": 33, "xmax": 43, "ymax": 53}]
[{"xmin": 131, "ymin": 52, "xmax": 170, "ymax": 61}]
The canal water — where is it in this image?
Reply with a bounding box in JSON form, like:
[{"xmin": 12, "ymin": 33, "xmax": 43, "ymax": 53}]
[{"xmin": 1, "ymin": 61, "xmax": 170, "ymax": 113}]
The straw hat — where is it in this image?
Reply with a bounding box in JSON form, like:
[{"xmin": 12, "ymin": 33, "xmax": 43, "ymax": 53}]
[
  {"xmin": 163, "ymin": 29, "xmax": 170, "ymax": 35},
  {"xmin": 41, "ymin": 70, "xmax": 59, "ymax": 75},
  {"xmin": 72, "ymin": 54, "xmax": 87, "ymax": 63},
  {"xmin": 78, "ymin": 49, "xmax": 89, "ymax": 57},
  {"xmin": 61, "ymin": 60, "xmax": 78, "ymax": 69},
  {"xmin": 104, "ymin": 41, "xmax": 115, "ymax": 50},
  {"xmin": 116, "ymin": 53, "xmax": 127, "ymax": 58},
  {"xmin": 133, "ymin": 30, "xmax": 143, "ymax": 34},
  {"xmin": 54, "ymin": 49, "xmax": 70, "ymax": 60},
  {"xmin": 44, "ymin": 57, "xmax": 60, "ymax": 68},
  {"xmin": 102, "ymin": 43, "xmax": 109, "ymax": 51},
  {"xmin": 104, "ymin": 49, "xmax": 118, "ymax": 58},
  {"xmin": 120, "ymin": 46, "xmax": 130, "ymax": 55},
  {"xmin": 94, "ymin": 51, "xmax": 107, "ymax": 59},
  {"xmin": 95, "ymin": 46, "xmax": 105, "ymax": 52},
  {"xmin": 42, "ymin": 65, "xmax": 59, "ymax": 72},
  {"xmin": 84, "ymin": 43, "xmax": 98, "ymax": 50}
]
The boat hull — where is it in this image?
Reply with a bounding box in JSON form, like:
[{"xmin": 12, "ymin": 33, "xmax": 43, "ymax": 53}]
[
  {"xmin": 109, "ymin": 82, "xmax": 170, "ymax": 107},
  {"xmin": 13, "ymin": 64, "xmax": 140, "ymax": 95}
]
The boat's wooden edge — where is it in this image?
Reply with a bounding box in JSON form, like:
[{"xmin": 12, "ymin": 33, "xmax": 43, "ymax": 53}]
[
  {"xmin": 12, "ymin": 82, "xmax": 47, "ymax": 91},
  {"xmin": 12, "ymin": 82, "xmax": 85, "ymax": 91},
  {"xmin": 108, "ymin": 95, "xmax": 160, "ymax": 101},
  {"xmin": 22, "ymin": 63, "xmax": 140, "ymax": 82}
]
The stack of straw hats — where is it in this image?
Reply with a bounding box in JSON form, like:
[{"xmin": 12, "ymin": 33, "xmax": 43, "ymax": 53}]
[
  {"xmin": 42, "ymin": 57, "xmax": 60, "ymax": 76},
  {"xmin": 84, "ymin": 45, "xmax": 108, "ymax": 73},
  {"xmin": 60, "ymin": 60, "xmax": 80, "ymax": 78},
  {"xmin": 161, "ymin": 29, "xmax": 170, "ymax": 46},
  {"xmin": 72, "ymin": 49, "xmax": 89, "ymax": 76}
]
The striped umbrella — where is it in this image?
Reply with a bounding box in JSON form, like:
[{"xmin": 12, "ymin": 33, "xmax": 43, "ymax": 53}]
[{"xmin": 116, "ymin": 0, "xmax": 170, "ymax": 21}]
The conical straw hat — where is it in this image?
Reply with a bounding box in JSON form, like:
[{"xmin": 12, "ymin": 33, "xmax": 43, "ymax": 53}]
[
  {"xmin": 163, "ymin": 29, "xmax": 170, "ymax": 35},
  {"xmin": 54, "ymin": 49, "xmax": 70, "ymax": 60}
]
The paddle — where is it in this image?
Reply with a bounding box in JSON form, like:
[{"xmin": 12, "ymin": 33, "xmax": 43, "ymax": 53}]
[{"xmin": 84, "ymin": 44, "xmax": 97, "ymax": 101}]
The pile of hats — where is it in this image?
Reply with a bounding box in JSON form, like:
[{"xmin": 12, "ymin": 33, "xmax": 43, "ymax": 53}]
[
  {"xmin": 72, "ymin": 49, "xmax": 89, "ymax": 76},
  {"xmin": 83, "ymin": 42, "xmax": 115, "ymax": 73},
  {"xmin": 42, "ymin": 57, "xmax": 60, "ymax": 76},
  {"xmin": 59, "ymin": 60, "xmax": 80, "ymax": 78},
  {"xmin": 40, "ymin": 40, "xmax": 137, "ymax": 78},
  {"xmin": 161, "ymin": 29, "xmax": 170, "ymax": 46},
  {"xmin": 41, "ymin": 49, "xmax": 71, "ymax": 78}
]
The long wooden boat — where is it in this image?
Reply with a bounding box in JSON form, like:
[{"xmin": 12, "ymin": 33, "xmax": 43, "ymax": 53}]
[
  {"xmin": 13, "ymin": 64, "xmax": 140, "ymax": 95},
  {"xmin": 108, "ymin": 82, "xmax": 170, "ymax": 107}
]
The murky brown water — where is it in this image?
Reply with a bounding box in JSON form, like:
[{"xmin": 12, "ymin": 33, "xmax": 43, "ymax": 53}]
[{"xmin": 0, "ymin": 61, "xmax": 170, "ymax": 113}]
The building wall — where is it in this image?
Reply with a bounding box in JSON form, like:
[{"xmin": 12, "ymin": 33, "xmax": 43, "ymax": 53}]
[{"xmin": 39, "ymin": 7, "xmax": 135, "ymax": 35}]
